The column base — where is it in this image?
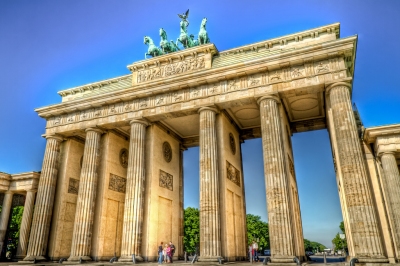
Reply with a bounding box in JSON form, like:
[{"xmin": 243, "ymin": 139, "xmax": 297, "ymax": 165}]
[
  {"xmin": 22, "ymin": 255, "xmax": 47, "ymax": 261},
  {"xmin": 117, "ymin": 255, "xmax": 144, "ymax": 262},
  {"xmin": 67, "ymin": 255, "xmax": 92, "ymax": 262},
  {"xmin": 271, "ymin": 256, "xmax": 297, "ymax": 264}
]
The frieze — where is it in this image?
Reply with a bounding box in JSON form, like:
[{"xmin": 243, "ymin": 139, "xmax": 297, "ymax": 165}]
[
  {"xmin": 68, "ymin": 178, "xmax": 79, "ymax": 195},
  {"xmin": 109, "ymin": 173, "xmax": 126, "ymax": 193},
  {"xmin": 46, "ymin": 58, "xmax": 347, "ymax": 129},
  {"xmin": 159, "ymin": 170, "xmax": 173, "ymax": 191},
  {"xmin": 226, "ymin": 161, "xmax": 240, "ymax": 187},
  {"xmin": 136, "ymin": 57, "xmax": 205, "ymax": 83}
]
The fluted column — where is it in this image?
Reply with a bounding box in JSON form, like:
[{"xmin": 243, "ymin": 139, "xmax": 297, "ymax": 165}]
[
  {"xmin": 258, "ymin": 95, "xmax": 295, "ymax": 263},
  {"xmin": 119, "ymin": 119, "xmax": 148, "ymax": 262},
  {"xmin": 16, "ymin": 190, "xmax": 36, "ymax": 258},
  {"xmin": 326, "ymin": 82, "xmax": 387, "ymax": 262},
  {"xmin": 198, "ymin": 107, "xmax": 221, "ymax": 261},
  {"xmin": 68, "ymin": 128, "xmax": 103, "ymax": 261},
  {"xmin": 24, "ymin": 134, "xmax": 63, "ymax": 261},
  {"xmin": 0, "ymin": 192, "xmax": 14, "ymax": 254},
  {"xmin": 380, "ymin": 152, "xmax": 400, "ymax": 259}
]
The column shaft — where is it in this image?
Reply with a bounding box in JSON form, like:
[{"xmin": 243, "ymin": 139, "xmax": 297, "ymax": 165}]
[
  {"xmin": 328, "ymin": 84, "xmax": 386, "ymax": 261},
  {"xmin": 380, "ymin": 152, "xmax": 400, "ymax": 258},
  {"xmin": 258, "ymin": 96, "xmax": 294, "ymax": 263},
  {"xmin": 199, "ymin": 108, "xmax": 221, "ymax": 260},
  {"xmin": 24, "ymin": 135, "xmax": 62, "ymax": 261},
  {"xmin": 69, "ymin": 128, "xmax": 103, "ymax": 261},
  {"xmin": 119, "ymin": 120, "xmax": 148, "ymax": 262},
  {"xmin": 0, "ymin": 192, "xmax": 14, "ymax": 254},
  {"xmin": 16, "ymin": 190, "xmax": 36, "ymax": 258}
]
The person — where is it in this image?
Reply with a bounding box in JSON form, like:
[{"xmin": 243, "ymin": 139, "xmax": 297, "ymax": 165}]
[
  {"xmin": 166, "ymin": 244, "xmax": 172, "ymax": 263},
  {"xmin": 169, "ymin": 241, "xmax": 175, "ymax": 263},
  {"xmin": 252, "ymin": 240, "xmax": 259, "ymax": 262},
  {"xmin": 158, "ymin": 241, "xmax": 164, "ymax": 264},
  {"xmin": 163, "ymin": 244, "xmax": 168, "ymax": 263},
  {"xmin": 249, "ymin": 244, "xmax": 253, "ymax": 263}
]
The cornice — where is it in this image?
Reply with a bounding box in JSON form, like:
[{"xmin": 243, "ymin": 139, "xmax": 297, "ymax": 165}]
[
  {"xmin": 364, "ymin": 124, "xmax": 400, "ymax": 144},
  {"xmin": 35, "ymin": 35, "xmax": 356, "ymax": 119}
]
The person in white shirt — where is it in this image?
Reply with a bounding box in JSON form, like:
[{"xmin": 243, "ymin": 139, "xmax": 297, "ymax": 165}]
[{"xmin": 252, "ymin": 240, "xmax": 259, "ymax": 262}]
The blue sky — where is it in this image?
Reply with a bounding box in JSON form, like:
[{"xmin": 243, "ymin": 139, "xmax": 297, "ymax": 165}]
[{"xmin": 1, "ymin": 1, "xmax": 400, "ymax": 247}]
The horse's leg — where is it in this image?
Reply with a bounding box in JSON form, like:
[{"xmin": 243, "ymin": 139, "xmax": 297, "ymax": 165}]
[{"xmin": 145, "ymin": 52, "xmax": 147, "ymax": 59}]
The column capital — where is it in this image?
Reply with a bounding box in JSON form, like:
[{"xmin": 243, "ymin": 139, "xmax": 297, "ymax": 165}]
[
  {"xmin": 198, "ymin": 106, "xmax": 219, "ymax": 114},
  {"xmin": 85, "ymin": 127, "xmax": 104, "ymax": 134},
  {"xmin": 379, "ymin": 151, "xmax": 396, "ymax": 157},
  {"xmin": 43, "ymin": 134, "xmax": 64, "ymax": 142},
  {"xmin": 129, "ymin": 119, "xmax": 149, "ymax": 127},
  {"xmin": 257, "ymin": 94, "xmax": 281, "ymax": 105},
  {"xmin": 4, "ymin": 191, "xmax": 13, "ymax": 195},
  {"xmin": 325, "ymin": 82, "xmax": 352, "ymax": 96}
]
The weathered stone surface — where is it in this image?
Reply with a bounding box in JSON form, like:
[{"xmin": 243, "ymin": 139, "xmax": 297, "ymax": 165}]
[
  {"xmin": 68, "ymin": 128, "xmax": 103, "ymax": 261},
  {"xmin": 16, "ymin": 190, "xmax": 36, "ymax": 258},
  {"xmin": 327, "ymin": 83, "xmax": 387, "ymax": 262}
]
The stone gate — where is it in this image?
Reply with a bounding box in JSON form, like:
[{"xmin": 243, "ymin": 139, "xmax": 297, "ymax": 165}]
[{"xmin": 8, "ymin": 23, "xmax": 400, "ymax": 264}]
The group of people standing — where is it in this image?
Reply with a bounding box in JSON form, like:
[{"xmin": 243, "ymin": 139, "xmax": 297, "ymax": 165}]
[
  {"xmin": 158, "ymin": 241, "xmax": 175, "ymax": 264},
  {"xmin": 249, "ymin": 240, "xmax": 259, "ymax": 263}
]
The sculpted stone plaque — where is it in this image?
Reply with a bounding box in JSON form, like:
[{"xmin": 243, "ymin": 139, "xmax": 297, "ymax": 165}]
[
  {"xmin": 159, "ymin": 170, "xmax": 173, "ymax": 191},
  {"xmin": 226, "ymin": 161, "xmax": 240, "ymax": 187},
  {"xmin": 229, "ymin": 133, "xmax": 236, "ymax": 155},
  {"xmin": 119, "ymin": 148, "xmax": 128, "ymax": 168},
  {"xmin": 109, "ymin": 173, "xmax": 126, "ymax": 193},
  {"xmin": 136, "ymin": 57, "xmax": 205, "ymax": 83},
  {"xmin": 68, "ymin": 178, "xmax": 79, "ymax": 195},
  {"xmin": 163, "ymin": 141, "xmax": 172, "ymax": 162}
]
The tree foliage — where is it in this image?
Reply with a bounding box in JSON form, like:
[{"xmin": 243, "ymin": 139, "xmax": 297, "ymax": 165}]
[
  {"xmin": 304, "ymin": 239, "xmax": 326, "ymax": 252},
  {"xmin": 332, "ymin": 221, "xmax": 347, "ymax": 251},
  {"xmin": 246, "ymin": 214, "xmax": 269, "ymax": 251},
  {"xmin": 183, "ymin": 207, "xmax": 200, "ymax": 254}
]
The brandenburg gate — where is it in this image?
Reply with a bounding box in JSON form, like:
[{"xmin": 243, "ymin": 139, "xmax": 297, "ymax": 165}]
[{"xmin": 2, "ymin": 22, "xmax": 398, "ymax": 264}]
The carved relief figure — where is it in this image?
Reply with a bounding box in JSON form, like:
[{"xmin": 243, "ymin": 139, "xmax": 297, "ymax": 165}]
[
  {"xmin": 120, "ymin": 149, "xmax": 128, "ymax": 168},
  {"xmin": 159, "ymin": 170, "xmax": 173, "ymax": 191},
  {"xmin": 163, "ymin": 141, "xmax": 172, "ymax": 162},
  {"xmin": 109, "ymin": 174, "xmax": 127, "ymax": 193},
  {"xmin": 226, "ymin": 161, "xmax": 240, "ymax": 186},
  {"xmin": 68, "ymin": 178, "xmax": 79, "ymax": 194},
  {"xmin": 315, "ymin": 61, "xmax": 329, "ymax": 73}
]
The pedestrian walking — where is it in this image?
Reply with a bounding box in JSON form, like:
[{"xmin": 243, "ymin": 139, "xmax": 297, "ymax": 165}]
[
  {"xmin": 158, "ymin": 242, "xmax": 164, "ymax": 264},
  {"xmin": 169, "ymin": 241, "xmax": 175, "ymax": 263}
]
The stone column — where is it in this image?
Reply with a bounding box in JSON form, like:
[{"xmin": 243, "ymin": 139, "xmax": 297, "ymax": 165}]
[
  {"xmin": 257, "ymin": 95, "xmax": 295, "ymax": 264},
  {"xmin": 68, "ymin": 128, "xmax": 103, "ymax": 261},
  {"xmin": 0, "ymin": 192, "xmax": 14, "ymax": 254},
  {"xmin": 16, "ymin": 190, "xmax": 36, "ymax": 259},
  {"xmin": 198, "ymin": 107, "xmax": 221, "ymax": 261},
  {"xmin": 380, "ymin": 151, "xmax": 400, "ymax": 259},
  {"xmin": 326, "ymin": 82, "xmax": 387, "ymax": 262},
  {"xmin": 119, "ymin": 119, "xmax": 148, "ymax": 262},
  {"xmin": 178, "ymin": 145, "xmax": 186, "ymax": 258},
  {"xmin": 24, "ymin": 134, "xmax": 63, "ymax": 261}
]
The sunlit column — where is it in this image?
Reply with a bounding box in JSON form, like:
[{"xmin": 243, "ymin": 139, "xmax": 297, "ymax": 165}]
[
  {"xmin": 380, "ymin": 151, "xmax": 400, "ymax": 260},
  {"xmin": 0, "ymin": 192, "xmax": 14, "ymax": 254},
  {"xmin": 258, "ymin": 95, "xmax": 295, "ymax": 263},
  {"xmin": 24, "ymin": 134, "xmax": 63, "ymax": 261},
  {"xmin": 68, "ymin": 128, "xmax": 103, "ymax": 261},
  {"xmin": 326, "ymin": 82, "xmax": 387, "ymax": 262},
  {"xmin": 16, "ymin": 190, "xmax": 36, "ymax": 258},
  {"xmin": 119, "ymin": 119, "xmax": 148, "ymax": 262},
  {"xmin": 198, "ymin": 107, "xmax": 221, "ymax": 261}
]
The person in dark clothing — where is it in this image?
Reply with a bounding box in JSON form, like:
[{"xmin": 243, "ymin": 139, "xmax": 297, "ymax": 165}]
[
  {"xmin": 158, "ymin": 242, "xmax": 164, "ymax": 264},
  {"xmin": 169, "ymin": 241, "xmax": 175, "ymax": 263}
]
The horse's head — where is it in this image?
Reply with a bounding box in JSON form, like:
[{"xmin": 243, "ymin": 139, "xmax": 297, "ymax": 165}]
[
  {"xmin": 144, "ymin": 36, "xmax": 152, "ymax": 45},
  {"xmin": 159, "ymin": 28, "xmax": 167, "ymax": 40},
  {"xmin": 201, "ymin": 17, "xmax": 207, "ymax": 27}
]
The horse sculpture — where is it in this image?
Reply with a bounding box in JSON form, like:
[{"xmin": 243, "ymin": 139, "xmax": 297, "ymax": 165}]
[
  {"xmin": 144, "ymin": 36, "xmax": 164, "ymax": 58},
  {"xmin": 159, "ymin": 28, "xmax": 180, "ymax": 54},
  {"xmin": 176, "ymin": 19, "xmax": 198, "ymax": 49},
  {"xmin": 198, "ymin": 18, "xmax": 210, "ymax": 45}
]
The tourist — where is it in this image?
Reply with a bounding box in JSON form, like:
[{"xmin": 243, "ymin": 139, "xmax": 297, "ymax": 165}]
[
  {"xmin": 169, "ymin": 241, "xmax": 175, "ymax": 263},
  {"xmin": 249, "ymin": 244, "xmax": 253, "ymax": 263},
  {"xmin": 166, "ymin": 244, "xmax": 172, "ymax": 263},
  {"xmin": 252, "ymin": 240, "xmax": 259, "ymax": 262},
  {"xmin": 163, "ymin": 244, "xmax": 168, "ymax": 263},
  {"xmin": 158, "ymin": 241, "xmax": 164, "ymax": 264}
]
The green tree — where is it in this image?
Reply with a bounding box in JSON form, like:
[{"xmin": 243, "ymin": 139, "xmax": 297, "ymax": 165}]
[
  {"xmin": 246, "ymin": 214, "xmax": 269, "ymax": 251},
  {"xmin": 332, "ymin": 221, "xmax": 347, "ymax": 252},
  {"xmin": 304, "ymin": 239, "xmax": 326, "ymax": 252},
  {"xmin": 7, "ymin": 206, "xmax": 24, "ymax": 254},
  {"xmin": 183, "ymin": 207, "xmax": 199, "ymax": 254}
]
